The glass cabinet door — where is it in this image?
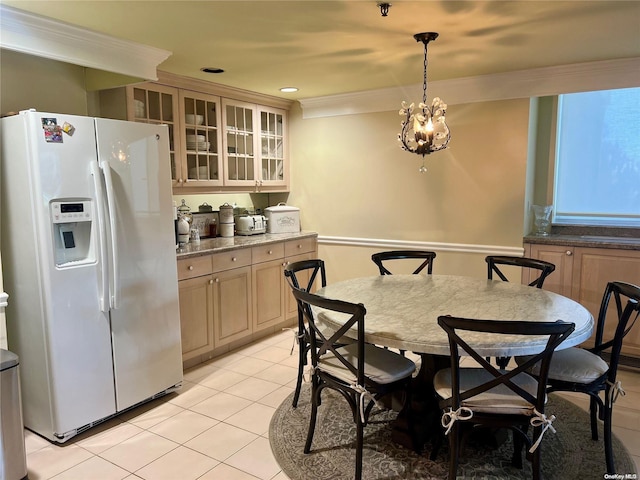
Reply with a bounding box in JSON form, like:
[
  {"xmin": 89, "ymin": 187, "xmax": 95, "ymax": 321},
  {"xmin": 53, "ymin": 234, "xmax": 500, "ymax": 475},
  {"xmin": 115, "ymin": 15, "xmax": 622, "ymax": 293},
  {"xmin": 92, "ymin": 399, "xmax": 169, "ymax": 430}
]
[
  {"xmin": 259, "ymin": 107, "xmax": 286, "ymax": 184},
  {"xmin": 128, "ymin": 85, "xmax": 181, "ymax": 185},
  {"xmin": 179, "ymin": 91, "xmax": 223, "ymax": 186},
  {"xmin": 222, "ymin": 99, "xmax": 257, "ymax": 185}
]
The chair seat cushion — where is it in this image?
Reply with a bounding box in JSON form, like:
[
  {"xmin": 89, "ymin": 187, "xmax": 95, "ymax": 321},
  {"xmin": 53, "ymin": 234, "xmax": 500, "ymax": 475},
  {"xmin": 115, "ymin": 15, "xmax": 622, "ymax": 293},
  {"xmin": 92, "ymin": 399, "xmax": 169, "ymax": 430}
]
[
  {"xmin": 433, "ymin": 367, "xmax": 540, "ymax": 415},
  {"xmin": 516, "ymin": 347, "xmax": 609, "ymax": 383},
  {"xmin": 318, "ymin": 343, "xmax": 416, "ymax": 385}
]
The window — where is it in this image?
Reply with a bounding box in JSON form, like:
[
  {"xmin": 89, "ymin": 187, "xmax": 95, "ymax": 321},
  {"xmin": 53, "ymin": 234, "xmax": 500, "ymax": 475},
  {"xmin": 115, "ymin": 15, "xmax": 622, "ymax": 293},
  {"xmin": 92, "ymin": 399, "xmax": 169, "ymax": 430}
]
[{"xmin": 553, "ymin": 87, "xmax": 640, "ymax": 226}]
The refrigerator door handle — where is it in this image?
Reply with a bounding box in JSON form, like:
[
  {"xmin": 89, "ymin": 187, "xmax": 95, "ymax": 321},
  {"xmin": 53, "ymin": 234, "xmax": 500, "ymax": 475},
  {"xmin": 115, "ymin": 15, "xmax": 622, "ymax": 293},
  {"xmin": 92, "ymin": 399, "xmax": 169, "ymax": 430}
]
[
  {"xmin": 99, "ymin": 160, "xmax": 120, "ymax": 310},
  {"xmin": 91, "ymin": 162, "xmax": 110, "ymax": 313}
]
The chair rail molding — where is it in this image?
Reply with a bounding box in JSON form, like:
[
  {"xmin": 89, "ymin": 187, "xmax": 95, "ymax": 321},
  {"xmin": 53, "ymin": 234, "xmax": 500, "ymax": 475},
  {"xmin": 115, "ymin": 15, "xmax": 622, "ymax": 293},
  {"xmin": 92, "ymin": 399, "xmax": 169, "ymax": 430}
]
[
  {"xmin": 0, "ymin": 4, "xmax": 171, "ymax": 81},
  {"xmin": 300, "ymin": 57, "xmax": 640, "ymax": 119},
  {"xmin": 318, "ymin": 235, "xmax": 524, "ymax": 256}
]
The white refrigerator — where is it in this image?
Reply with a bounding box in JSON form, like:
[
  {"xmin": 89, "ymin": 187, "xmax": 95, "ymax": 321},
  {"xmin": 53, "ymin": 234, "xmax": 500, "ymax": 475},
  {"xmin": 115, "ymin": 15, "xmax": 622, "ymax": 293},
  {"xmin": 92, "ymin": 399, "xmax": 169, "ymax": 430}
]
[{"xmin": 0, "ymin": 110, "xmax": 183, "ymax": 442}]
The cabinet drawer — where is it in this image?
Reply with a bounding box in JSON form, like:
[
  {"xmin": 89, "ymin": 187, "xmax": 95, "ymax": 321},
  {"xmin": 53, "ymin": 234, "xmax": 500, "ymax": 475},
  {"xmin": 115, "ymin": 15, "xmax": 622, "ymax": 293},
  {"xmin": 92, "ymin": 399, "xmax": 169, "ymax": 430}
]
[
  {"xmin": 285, "ymin": 237, "xmax": 317, "ymax": 257},
  {"xmin": 177, "ymin": 255, "xmax": 213, "ymax": 281},
  {"xmin": 211, "ymin": 248, "xmax": 252, "ymax": 273},
  {"xmin": 252, "ymin": 242, "xmax": 285, "ymax": 264}
]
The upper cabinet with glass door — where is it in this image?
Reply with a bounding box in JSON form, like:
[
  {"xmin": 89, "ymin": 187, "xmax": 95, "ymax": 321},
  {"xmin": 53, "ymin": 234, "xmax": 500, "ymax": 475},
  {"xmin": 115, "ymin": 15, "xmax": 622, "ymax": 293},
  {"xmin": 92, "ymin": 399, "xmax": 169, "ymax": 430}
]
[
  {"xmin": 259, "ymin": 106, "xmax": 288, "ymax": 188},
  {"xmin": 127, "ymin": 84, "xmax": 181, "ymax": 187},
  {"xmin": 222, "ymin": 99, "xmax": 289, "ymax": 190},
  {"xmin": 178, "ymin": 91, "xmax": 223, "ymax": 187}
]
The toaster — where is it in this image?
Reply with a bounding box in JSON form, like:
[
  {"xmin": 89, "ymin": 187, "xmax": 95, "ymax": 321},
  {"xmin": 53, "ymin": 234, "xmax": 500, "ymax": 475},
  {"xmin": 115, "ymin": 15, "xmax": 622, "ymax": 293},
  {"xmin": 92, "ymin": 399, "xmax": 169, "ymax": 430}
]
[{"xmin": 235, "ymin": 215, "xmax": 267, "ymax": 235}]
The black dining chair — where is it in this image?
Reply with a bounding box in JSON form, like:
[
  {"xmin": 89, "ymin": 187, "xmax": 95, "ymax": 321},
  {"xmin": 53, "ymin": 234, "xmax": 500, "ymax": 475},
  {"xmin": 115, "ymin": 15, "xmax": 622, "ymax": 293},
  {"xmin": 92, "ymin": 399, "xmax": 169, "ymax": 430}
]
[
  {"xmin": 485, "ymin": 255, "xmax": 556, "ymax": 369},
  {"xmin": 283, "ymin": 259, "xmax": 327, "ymax": 408},
  {"xmin": 289, "ymin": 284, "xmax": 417, "ymax": 480},
  {"xmin": 371, "ymin": 250, "xmax": 437, "ymax": 275},
  {"xmin": 434, "ymin": 315, "xmax": 575, "ymax": 480},
  {"xmin": 486, "ymin": 255, "xmax": 556, "ymax": 288},
  {"xmin": 516, "ymin": 281, "xmax": 640, "ymax": 474}
]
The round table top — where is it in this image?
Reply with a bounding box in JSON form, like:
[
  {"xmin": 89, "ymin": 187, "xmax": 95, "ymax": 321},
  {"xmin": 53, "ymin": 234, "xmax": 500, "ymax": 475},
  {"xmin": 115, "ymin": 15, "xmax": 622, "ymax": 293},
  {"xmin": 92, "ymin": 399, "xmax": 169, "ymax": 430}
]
[{"xmin": 315, "ymin": 274, "xmax": 594, "ymax": 357}]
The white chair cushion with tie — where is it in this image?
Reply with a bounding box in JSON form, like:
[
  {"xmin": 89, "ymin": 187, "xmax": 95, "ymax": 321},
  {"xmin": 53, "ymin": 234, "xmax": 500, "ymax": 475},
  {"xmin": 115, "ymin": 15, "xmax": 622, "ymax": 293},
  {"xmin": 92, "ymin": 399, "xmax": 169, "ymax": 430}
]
[
  {"xmin": 518, "ymin": 347, "xmax": 609, "ymax": 383},
  {"xmin": 433, "ymin": 367, "xmax": 541, "ymax": 415},
  {"xmin": 317, "ymin": 343, "xmax": 416, "ymax": 385}
]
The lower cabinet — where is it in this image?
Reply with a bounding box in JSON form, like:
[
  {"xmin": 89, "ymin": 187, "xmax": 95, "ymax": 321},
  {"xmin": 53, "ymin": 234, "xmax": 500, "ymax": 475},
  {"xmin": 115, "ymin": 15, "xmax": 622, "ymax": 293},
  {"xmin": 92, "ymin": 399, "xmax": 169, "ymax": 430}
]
[
  {"xmin": 177, "ymin": 235, "xmax": 318, "ymax": 365},
  {"xmin": 178, "ymin": 274, "xmax": 214, "ymax": 361},
  {"xmin": 525, "ymin": 242, "xmax": 640, "ymax": 358},
  {"xmin": 212, "ymin": 266, "xmax": 252, "ymax": 346}
]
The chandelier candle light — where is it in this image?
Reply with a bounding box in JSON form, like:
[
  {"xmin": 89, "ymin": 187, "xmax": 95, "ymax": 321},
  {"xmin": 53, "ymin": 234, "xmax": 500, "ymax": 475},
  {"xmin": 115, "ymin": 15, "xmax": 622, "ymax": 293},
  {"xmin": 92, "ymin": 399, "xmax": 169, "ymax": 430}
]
[{"xmin": 398, "ymin": 32, "xmax": 450, "ymax": 172}]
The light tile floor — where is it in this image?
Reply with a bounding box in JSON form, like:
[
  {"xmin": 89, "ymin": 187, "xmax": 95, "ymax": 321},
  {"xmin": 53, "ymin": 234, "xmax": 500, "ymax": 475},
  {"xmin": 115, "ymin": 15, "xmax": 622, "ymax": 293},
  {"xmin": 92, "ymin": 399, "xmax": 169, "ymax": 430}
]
[{"xmin": 23, "ymin": 329, "xmax": 640, "ymax": 479}]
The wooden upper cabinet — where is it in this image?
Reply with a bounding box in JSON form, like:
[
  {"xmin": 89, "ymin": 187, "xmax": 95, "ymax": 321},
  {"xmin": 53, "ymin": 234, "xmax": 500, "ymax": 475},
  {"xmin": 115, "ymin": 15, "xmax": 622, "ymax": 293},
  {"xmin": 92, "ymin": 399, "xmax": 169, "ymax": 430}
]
[{"xmin": 116, "ymin": 73, "xmax": 291, "ymax": 194}]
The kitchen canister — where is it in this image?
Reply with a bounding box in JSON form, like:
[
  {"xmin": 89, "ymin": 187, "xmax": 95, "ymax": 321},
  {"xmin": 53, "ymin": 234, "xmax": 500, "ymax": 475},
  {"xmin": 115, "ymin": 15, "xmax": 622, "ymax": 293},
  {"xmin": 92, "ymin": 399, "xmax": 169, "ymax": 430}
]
[
  {"xmin": 219, "ymin": 222, "xmax": 234, "ymax": 237},
  {"xmin": 219, "ymin": 203, "xmax": 234, "ymax": 224}
]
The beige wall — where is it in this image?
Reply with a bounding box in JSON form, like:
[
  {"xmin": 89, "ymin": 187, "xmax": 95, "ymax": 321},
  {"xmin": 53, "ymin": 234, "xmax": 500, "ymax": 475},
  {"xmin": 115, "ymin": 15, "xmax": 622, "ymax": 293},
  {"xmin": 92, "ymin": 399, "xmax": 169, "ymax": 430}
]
[
  {"xmin": 1, "ymin": 50, "xmax": 535, "ymax": 282},
  {"xmin": 286, "ymin": 99, "xmax": 532, "ymax": 281},
  {"xmin": 0, "ymin": 50, "xmax": 88, "ymax": 116}
]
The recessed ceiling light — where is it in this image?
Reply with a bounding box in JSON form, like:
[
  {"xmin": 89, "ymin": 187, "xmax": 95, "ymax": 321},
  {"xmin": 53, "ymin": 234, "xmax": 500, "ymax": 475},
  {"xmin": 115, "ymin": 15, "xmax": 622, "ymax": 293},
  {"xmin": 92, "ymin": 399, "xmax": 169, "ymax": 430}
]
[
  {"xmin": 201, "ymin": 67, "xmax": 224, "ymax": 74},
  {"xmin": 280, "ymin": 87, "xmax": 298, "ymax": 93}
]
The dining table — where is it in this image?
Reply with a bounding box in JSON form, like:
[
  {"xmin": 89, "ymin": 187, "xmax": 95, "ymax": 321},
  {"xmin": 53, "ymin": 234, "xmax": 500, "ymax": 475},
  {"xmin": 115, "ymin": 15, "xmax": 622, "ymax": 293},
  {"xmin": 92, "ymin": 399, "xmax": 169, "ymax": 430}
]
[{"xmin": 314, "ymin": 274, "xmax": 594, "ymax": 451}]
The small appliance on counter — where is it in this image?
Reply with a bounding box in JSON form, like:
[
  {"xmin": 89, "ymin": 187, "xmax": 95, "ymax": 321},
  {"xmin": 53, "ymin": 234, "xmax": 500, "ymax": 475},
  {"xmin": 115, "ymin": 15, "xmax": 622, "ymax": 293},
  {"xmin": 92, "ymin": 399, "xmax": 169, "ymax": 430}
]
[
  {"xmin": 236, "ymin": 215, "xmax": 267, "ymax": 235},
  {"xmin": 265, "ymin": 203, "xmax": 300, "ymax": 233}
]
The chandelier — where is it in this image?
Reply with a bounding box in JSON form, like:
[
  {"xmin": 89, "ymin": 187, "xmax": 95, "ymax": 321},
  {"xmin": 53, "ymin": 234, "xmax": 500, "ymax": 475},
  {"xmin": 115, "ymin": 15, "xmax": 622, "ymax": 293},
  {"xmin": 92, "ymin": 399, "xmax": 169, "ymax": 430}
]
[{"xmin": 398, "ymin": 32, "xmax": 450, "ymax": 172}]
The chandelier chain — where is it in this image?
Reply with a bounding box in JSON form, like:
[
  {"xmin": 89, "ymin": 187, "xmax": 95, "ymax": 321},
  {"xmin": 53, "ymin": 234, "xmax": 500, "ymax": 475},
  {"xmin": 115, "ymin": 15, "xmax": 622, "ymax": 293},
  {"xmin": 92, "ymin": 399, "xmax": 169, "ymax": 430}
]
[{"xmin": 422, "ymin": 42, "xmax": 428, "ymax": 106}]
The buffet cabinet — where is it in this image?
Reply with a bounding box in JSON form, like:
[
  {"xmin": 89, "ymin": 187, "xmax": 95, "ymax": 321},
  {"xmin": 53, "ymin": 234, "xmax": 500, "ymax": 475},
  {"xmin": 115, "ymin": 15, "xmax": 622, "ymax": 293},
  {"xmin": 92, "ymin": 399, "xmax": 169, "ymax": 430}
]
[
  {"xmin": 177, "ymin": 237, "xmax": 317, "ymax": 366},
  {"xmin": 99, "ymin": 71, "xmax": 291, "ymax": 194},
  {"xmin": 524, "ymin": 242, "xmax": 640, "ymax": 359}
]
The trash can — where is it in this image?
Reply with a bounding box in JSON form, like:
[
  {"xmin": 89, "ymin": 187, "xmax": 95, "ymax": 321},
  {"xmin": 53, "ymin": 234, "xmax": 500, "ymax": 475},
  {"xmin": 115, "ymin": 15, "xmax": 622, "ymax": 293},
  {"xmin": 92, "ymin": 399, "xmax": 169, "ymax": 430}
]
[{"xmin": 0, "ymin": 349, "xmax": 28, "ymax": 480}]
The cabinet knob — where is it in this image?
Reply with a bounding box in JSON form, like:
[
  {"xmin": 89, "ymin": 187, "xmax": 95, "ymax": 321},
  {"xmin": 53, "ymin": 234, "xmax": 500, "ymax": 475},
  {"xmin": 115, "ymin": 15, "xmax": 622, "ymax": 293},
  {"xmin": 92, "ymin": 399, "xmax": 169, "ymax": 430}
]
[
  {"xmin": 282, "ymin": 262, "xmax": 287, "ymax": 267},
  {"xmin": 188, "ymin": 265, "xmax": 194, "ymax": 271},
  {"xmin": 297, "ymin": 244, "xmax": 302, "ymax": 249},
  {"xmin": 232, "ymin": 257, "xmax": 237, "ymax": 262},
  {"xmin": 268, "ymin": 250, "xmax": 273, "ymax": 255},
  {"xmin": 566, "ymin": 250, "xmax": 573, "ymax": 256},
  {"xmin": 215, "ymin": 278, "xmax": 220, "ymax": 283},
  {"xmin": 209, "ymin": 279, "xmax": 214, "ymax": 285}
]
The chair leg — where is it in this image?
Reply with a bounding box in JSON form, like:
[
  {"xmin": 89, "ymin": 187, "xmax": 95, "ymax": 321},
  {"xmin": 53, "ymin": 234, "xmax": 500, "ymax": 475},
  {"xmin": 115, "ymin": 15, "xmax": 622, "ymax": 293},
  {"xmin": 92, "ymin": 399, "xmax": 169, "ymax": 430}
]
[
  {"xmin": 448, "ymin": 424, "xmax": 460, "ymax": 480},
  {"xmin": 292, "ymin": 342, "xmax": 307, "ymax": 408},
  {"xmin": 496, "ymin": 356, "xmax": 511, "ymax": 369},
  {"xmin": 531, "ymin": 438, "xmax": 542, "ymax": 480},
  {"xmin": 589, "ymin": 395, "xmax": 599, "ymax": 441},
  {"xmin": 603, "ymin": 402, "xmax": 615, "ymax": 474},
  {"xmin": 355, "ymin": 414, "xmax": 364, "ymax": 480},
  {"xmin": 304, "ymin": 382, "xmax": 320, "ymax": 454}
]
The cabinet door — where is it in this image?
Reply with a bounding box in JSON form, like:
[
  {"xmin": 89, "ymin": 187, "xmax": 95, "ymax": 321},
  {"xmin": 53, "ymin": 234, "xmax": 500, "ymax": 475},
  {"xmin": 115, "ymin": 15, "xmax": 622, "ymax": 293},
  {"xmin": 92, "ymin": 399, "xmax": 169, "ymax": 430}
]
[
  {"xmin": 127, "ymin": 85, "xmax": 182, "ymax": 187},
  {"xmin": 572, "ymin": 247, "xmax": 640, "ymax": 356},
  {"xmin": 258, "ymin": 106, "xmax": 288, "ymax": 188},
  {"xmin": 252, "ymin": 258, "xmax": 286, "ymax": 331},
  {"xmin": 222, "ymin": 99, "xmax": 259, "ymax": 187},
  {"xmin": 525, "ymin": 243, "xmax": 574, "ymax": 297},
  {"xmin": 178, "ymin": 90, "xmax": 223, "ymax": 187},
  {"xmin": 213, "ymin": 266, "xmax": 253, "ymax": 346},
  {"xmin": 178, "ymin": 275, "xmax": 214, "ymax": 362}
]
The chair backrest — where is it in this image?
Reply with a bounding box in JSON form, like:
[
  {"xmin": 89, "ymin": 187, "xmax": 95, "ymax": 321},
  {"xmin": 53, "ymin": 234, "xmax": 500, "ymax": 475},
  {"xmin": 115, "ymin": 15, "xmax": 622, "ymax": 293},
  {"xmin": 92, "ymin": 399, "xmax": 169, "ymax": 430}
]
[
  {"xmin": 289, "ymin": 285, "xmax": 367, "ymax": 387},
  {"xmin": 284, "ymin": 259, "xmax": 327, "ymax": 292},
  {"xmin": 485, "ymin": 255, "xmax": 556, "ymax": 288},
  {"xmin": 437, "ymin": 315, "xmax": 575, "ymax": 412},
  {"xmin": 371, "ymin": 250, "xmax": 437, "ymax": 275},
  {"xmin": 592, "ymin": 281, "xmax": 640, "ymax": 382}
]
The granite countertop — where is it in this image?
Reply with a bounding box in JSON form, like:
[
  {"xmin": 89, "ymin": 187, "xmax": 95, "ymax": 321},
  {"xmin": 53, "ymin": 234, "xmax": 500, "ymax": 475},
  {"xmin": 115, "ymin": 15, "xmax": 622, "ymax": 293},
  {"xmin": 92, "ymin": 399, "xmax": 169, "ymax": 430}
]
[
  {"xmin": 524, "ymin": 226, "xmax": 640, "ymax": 250},
  {"xmin": 176, "ymin": 231, "xmax": 318, "ymax": 259}
]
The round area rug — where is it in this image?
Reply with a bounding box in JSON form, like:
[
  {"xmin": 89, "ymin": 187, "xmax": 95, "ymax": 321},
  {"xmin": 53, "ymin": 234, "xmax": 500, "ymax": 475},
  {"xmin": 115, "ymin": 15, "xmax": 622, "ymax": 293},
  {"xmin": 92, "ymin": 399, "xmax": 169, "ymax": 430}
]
[{"xmin": 270, "ymin": 386, "xmax": 637, "ymax": 480}]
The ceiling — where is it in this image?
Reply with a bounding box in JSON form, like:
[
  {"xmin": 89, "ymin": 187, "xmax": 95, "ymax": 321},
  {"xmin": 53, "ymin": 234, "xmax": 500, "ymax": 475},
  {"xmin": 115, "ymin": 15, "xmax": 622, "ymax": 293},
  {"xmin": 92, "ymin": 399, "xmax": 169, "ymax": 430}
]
[{"xmin": 3, "ymin": 1, "xmax": 640, "ymax": 100}]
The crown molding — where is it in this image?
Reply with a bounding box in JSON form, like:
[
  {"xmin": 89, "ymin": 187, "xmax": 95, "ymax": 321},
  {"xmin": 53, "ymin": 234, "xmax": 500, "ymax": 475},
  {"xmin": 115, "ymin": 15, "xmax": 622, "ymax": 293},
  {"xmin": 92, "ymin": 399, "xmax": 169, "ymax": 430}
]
[
  {"xmin": 154, "ymin": 71, "xmax": 294, "ymax": 110},
  {"xmin": 300, "ymin": 57, "xmax": 640, "ymax": 119},
  {"xmin": 0, "ymin": 4, "xmax": 171, "ymax": 81}
]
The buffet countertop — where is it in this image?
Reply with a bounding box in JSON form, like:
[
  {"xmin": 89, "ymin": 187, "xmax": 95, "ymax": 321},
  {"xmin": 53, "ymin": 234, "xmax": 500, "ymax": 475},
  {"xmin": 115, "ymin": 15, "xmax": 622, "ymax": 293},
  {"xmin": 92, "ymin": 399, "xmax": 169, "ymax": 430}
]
[
  {"xmin": 523, "ymin": 226, "xmax": 640, "ymax": 250},
  {"xmin": 176, "ymin": 231, "xmax": 318, "ymax": 259}
]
